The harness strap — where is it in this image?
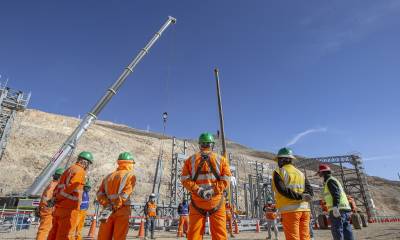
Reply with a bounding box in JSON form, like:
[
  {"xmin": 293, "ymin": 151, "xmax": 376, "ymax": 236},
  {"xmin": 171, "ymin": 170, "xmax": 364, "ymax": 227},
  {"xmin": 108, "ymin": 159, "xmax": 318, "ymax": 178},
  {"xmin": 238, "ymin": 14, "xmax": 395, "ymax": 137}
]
[
  {"xmin": 192, "ymin": 154, "xmax": 221, "ymax": 182},
  {"xmin": 191, "ymin": 197, "xmax": 224, "ymax": 217}
]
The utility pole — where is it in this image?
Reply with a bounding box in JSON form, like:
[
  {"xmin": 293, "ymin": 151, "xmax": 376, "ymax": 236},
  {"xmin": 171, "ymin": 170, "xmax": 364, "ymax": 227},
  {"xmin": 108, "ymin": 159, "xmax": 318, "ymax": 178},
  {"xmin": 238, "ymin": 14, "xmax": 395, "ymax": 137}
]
[
  {"xmin": 152, "ymin": 112, "xmax": 168, "ymax": 199},
  {"xmin": 214, "ymin": 68, "xmax": 231, "ymax": 203}
]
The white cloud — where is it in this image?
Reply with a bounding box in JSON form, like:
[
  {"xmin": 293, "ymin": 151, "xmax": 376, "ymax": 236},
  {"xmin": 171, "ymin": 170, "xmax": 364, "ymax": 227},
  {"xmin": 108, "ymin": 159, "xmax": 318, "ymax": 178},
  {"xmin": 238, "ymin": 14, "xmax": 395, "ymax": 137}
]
[
  {"xmin": 363, "ymin": 155, "xmax": 400, "ymax": 162},
  {"xmin": 286, "ymin": 127, "xmax": 327, "ymax": 146}
]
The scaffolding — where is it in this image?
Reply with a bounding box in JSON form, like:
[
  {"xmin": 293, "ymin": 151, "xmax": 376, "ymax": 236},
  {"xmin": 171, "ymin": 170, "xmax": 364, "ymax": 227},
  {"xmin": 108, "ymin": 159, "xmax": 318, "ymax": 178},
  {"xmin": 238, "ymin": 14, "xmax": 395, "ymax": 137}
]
[
  {"xmin": 0, "ymin": 84, "xmax": 30, "ymax": 160},
  {"xmin": 168, "ymin": 137, "xmax": 188, "ymax": 209},
  {"xmin": 295, "ymin": 154, "xmax": 375, "ymax": 220}
]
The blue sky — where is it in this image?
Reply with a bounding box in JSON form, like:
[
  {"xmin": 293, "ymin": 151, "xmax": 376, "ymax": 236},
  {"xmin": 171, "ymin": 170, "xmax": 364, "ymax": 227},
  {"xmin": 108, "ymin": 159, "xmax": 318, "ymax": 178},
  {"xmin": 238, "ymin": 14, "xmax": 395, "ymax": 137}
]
[{"xmin": 1, "ymin": 1, "xmax": 399, "ymax": 180}]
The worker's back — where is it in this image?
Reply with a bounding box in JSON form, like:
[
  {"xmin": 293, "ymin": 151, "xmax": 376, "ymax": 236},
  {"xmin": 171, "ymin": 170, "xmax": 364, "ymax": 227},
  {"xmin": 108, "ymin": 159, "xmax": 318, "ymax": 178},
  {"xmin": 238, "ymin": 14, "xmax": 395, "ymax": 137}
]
[{"xmin": 54, "ymin": 163, "xmax": 86, "ymax": 210}]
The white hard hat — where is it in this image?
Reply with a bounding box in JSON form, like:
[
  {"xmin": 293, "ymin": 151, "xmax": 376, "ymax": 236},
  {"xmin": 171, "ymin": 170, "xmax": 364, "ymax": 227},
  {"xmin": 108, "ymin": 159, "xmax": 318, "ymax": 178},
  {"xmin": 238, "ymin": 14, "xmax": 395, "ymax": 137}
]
[{"xmin": 150, "ymin": 193, "xmax": 156, "ymax": 198}]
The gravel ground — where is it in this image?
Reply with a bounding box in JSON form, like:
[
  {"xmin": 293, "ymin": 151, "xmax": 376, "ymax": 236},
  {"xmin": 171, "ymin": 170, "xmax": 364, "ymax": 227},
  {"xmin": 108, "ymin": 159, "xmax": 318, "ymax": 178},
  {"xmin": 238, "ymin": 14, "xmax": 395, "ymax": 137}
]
[{"xmin": 2, "ymin": 222, "xmax": 400, "ymax": 239}]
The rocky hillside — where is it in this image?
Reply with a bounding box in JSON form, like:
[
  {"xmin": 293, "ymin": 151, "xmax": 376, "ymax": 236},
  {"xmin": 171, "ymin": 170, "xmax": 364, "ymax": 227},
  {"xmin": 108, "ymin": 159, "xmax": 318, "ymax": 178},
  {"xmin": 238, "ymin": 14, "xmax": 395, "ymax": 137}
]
[{"xmin": 0, "ymin": 109, "xmax": 399, "ymax": 216}]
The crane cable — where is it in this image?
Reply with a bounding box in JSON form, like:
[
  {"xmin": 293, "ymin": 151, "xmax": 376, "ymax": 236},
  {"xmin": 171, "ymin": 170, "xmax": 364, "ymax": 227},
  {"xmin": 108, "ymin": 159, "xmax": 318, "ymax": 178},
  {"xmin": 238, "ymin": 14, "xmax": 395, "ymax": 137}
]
[{"xmin": 153, "ymin": 26, "xmax": 176, "ymax": 198}]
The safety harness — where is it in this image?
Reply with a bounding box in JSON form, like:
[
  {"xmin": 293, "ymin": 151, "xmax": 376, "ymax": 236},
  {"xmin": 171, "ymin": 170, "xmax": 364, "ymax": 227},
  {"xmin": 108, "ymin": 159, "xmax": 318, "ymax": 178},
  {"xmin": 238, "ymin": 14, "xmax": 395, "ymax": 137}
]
[{"xmin": 190, "ymin": 153, "xmax": 224, "ymax": 217}]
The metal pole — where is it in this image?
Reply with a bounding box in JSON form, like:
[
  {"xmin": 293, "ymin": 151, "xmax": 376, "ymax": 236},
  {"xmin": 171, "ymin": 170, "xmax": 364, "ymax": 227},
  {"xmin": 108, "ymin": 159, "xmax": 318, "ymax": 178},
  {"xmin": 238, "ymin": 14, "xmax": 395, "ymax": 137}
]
[
  {"xmin": 248, "ymin": 174, "xmax": 254, "ymax": 218},
  {"xmin": 214, "ymin": 68, "xmax": 227, "ymax": 156},
  {"xmin": 26, "ymin": 16, "xmax": 176, "ymax": 196},
  {"xmin": 214, "ymin": 68, "xmax": 232, "ymax": 205}
]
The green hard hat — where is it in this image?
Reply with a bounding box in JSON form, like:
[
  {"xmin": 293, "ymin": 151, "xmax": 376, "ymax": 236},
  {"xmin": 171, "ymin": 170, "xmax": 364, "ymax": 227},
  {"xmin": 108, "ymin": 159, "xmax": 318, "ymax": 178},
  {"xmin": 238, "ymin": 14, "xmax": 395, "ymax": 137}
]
[
  {"xmin": 277, "ymin": 147, "xmax": 296, "ymax": 159},
  {"xmin": 84, "ymin": 179, "xmax": 91, "ymax": 188},
  {"xmin": 54, "ymin": 167, "xmax": 64, "ymax": 175},
  {"xmin": 198, "ymin": 132, "xmax": 215, "ymax": 144},
  {"xmin": 118, "ymin": 152, "xmax": 135, "ymax": 161},
  {"xmin": 78, "ymin": 151, "xmax": 94, "ymax": 163}
]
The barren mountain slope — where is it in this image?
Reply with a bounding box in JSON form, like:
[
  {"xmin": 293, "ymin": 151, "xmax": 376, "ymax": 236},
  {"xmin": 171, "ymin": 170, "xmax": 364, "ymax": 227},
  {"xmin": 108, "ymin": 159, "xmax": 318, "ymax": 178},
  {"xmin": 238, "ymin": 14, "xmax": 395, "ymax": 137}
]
[{"xmin": 0, "ymin": 109, "xmax": 399, "ymax": 215}]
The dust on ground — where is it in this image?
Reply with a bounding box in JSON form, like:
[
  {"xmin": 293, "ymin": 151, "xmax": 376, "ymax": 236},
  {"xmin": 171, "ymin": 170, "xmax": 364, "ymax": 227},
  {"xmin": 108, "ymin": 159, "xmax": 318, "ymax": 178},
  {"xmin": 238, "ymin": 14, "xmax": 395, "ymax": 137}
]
[{"xmin": 2, "ymin": 222, "xmax": 400, "ymax": 239}]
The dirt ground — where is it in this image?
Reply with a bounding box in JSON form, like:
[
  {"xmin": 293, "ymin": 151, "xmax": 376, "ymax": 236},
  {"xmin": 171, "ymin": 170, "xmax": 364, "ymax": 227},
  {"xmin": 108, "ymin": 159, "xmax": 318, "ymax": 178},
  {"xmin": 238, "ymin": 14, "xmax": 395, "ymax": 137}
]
[{"xmin": 2, "ymin": 222, "xmax": 400, "ymax": 240}]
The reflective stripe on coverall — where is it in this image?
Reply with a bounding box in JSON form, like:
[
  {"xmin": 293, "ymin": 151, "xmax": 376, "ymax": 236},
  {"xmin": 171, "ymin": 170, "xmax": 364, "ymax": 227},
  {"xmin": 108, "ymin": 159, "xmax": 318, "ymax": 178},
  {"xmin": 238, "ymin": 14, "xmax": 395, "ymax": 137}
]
[
  {"xmin": 75, "ymin": 191, "xmax": 89, "ymax": 240},
  {"xmin": 47, "ymin": 163, "xmax": 86, "ymax": 240},
  {"xmin": 36, "ymin": 180, "xmax": 58, "ymax": 240},
  {"xmin": 272, "ymin": 164, "xmax": 310, "ymax": 240},
  {"xmin": 97, "ymin": 160, "xmax": 136, "ymax": 240},
  {"xmin": 181, "ymin": 150, "xmax": 232, "ymax": 240}
]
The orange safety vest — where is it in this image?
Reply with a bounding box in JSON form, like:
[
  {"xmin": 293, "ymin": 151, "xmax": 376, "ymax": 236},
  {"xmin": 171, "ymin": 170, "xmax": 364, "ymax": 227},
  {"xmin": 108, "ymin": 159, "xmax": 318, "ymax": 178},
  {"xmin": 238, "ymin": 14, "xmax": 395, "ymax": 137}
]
[
  {"xmin": 54, "ymin": 163, "xmax": 86, "ymax": 209},
  {"xmin": 146, "ymin": 202, "xmax": 157, "ymax": 217},
  {"xmin": 181, "ymin": 151, "xmax": 232, "ymax": 210},
  {"xmin": 264, "ymin": 204, "xmax": 278, "ymax": 220}
]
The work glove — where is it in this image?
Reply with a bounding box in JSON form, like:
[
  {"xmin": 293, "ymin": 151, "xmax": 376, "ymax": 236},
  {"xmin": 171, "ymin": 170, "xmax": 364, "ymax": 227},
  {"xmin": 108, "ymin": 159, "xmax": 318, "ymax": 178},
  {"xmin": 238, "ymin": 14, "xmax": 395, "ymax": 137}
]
[
  {"xmin": 46, "ymin": 198, "xmax": 56, "ymax": 208},
  {"xmin": 332, "ymin": 207, "xmax": 341, "ymax": 218},
  {"xmin": 197, "ymin": 187, "xmax": 214, "ymax": 200},
  {"xmin": 301, "ymin": 193, "xmax": 313, "ymax": 202},
  {"xmin": 98, "ymin": 206, "xmax": 113, "ymax": 222}
]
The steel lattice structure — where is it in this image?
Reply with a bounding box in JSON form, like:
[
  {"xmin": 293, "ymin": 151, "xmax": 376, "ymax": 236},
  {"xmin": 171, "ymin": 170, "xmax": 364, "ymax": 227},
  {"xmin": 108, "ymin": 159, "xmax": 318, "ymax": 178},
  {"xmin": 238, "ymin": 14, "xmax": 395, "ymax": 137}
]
[
  {"xmin": 295, "ymin": 154, "xmax": 375, "ymax": 220},
  {"xmin": 0, "ymin": 84, "xmax": 30, "ymax": 160}
]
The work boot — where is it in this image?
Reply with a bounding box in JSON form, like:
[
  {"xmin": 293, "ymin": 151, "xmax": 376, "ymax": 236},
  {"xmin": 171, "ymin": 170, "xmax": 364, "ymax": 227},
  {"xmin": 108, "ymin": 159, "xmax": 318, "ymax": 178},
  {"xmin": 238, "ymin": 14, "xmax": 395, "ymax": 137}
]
[{"xmin": 230, "ymin": 233, "xmax": 235, "ymax": 238}]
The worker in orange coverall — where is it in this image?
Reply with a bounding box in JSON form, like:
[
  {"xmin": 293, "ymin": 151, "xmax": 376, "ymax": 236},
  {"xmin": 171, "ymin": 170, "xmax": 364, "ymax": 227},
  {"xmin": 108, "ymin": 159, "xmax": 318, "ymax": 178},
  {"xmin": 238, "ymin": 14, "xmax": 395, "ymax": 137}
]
[
  {"xmin": 96, "ymin": 152, "xmax": 136, "ymax": 240},
  {"xmin": 35, "ymin": 167, "xmax": 64, "ymax": 240},
  {"xmin": 47, "ymin": 151, "xmax": 93, "ymax": 240},
  {"xmin": 225, "ymin": 198, "xmax": 235, "ymax": 238},
  {"xmin": 272, "ymin": 147, "xmax": 313, "ymax": 240},
  {"xmin": 177, "ymin": 199, "xmax": 189, "ymax": 238},
  {"xmin": 181, "ymin": 132, "xmax": 232, "ymax": 240}
]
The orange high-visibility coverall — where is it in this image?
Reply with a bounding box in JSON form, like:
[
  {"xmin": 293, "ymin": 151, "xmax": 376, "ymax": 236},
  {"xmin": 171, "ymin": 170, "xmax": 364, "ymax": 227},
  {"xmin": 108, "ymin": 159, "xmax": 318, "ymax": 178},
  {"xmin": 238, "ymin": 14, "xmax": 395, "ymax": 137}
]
[
  {"xmin": 225, "ymin": 202, "xmax": 234, "ymax": 234},
  {"xmin": 177, "ymin": 215, "xmax": 189, "ymax": 237},
  {"xmin": 74, "ymin": 209, "xmax": 87, "ymax": 240},
  {"xmin": 181, "ymin": 149, "xmax": 232, "ymax": 240},
  {"xmin": 47, "ymin": 163, "xmax": 86, "ymax": 240},
  {"xmin": 97, "ymin": 160, "xmax": 136, "ymax": 240},
  {"xmin": 36, "ymin": 180, "xmax": 58, "ymax": 240}
]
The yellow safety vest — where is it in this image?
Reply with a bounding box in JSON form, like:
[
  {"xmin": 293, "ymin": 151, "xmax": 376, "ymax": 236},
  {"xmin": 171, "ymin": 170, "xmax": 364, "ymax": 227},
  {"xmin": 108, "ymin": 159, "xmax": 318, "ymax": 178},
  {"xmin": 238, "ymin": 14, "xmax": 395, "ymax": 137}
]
[
  {"xmin": 323, "ymin": 176, "xmax": 351, "ymax": 211},
  {"xmin": 272, "ymin": 164, "xmax": 310, "ymax": 213}
]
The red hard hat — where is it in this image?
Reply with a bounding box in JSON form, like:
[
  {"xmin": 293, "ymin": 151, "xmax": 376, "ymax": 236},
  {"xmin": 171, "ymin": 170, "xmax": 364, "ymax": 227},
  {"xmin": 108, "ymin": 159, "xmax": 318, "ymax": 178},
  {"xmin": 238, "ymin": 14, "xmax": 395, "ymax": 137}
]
[{"xmin": 317, "ymin": 164, "xmax": 331, "ymax": 173}]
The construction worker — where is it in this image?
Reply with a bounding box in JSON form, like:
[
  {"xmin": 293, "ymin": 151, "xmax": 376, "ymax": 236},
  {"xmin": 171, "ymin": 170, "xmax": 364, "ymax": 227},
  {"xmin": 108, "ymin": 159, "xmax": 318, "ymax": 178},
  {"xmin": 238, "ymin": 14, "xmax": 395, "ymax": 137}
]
[
  {"xmin": 181, "ymin": 132, "xmax": 232, "ymax": 240},
  {"xmin": 144, "ymin": 193, "xmax": 158, "ymax": 239},
  {"xmin": 47, "ymin": 151, "xmax": 93, "ymax": 240},
  {"xmin": 272, "ymin": 147, "xmax": 313, "ymax": 240},
  {"xmin": 75, "ymin": 179, "xmax": 91, "ymax": 240},
  {"xmin": 347, "ymin": 196, "xmax": 357, "ymax": 213},
  {"xmin": 35, "ymin": 167, "xmax": 64, "ymax": 240},
  {"xmin": 317, "ymin": 164, "xmax": 354, "ymax": 240},
  {"xmin": 97, "ymin": 152, "xmax": 137, "ymax": 240},
  {"xmin": 177, "ymin": 199, "xmax": 189, "ymax": 238},
  {"xmin": 225, "ymin": 198, "xmax": 235, "ymax": 238},
  {"xmin": 263, "ymin": 201, "xmax": 278, "ymax": 240}
]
